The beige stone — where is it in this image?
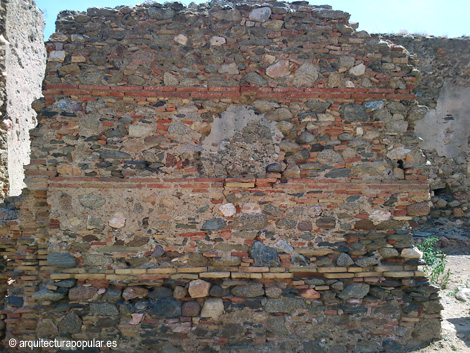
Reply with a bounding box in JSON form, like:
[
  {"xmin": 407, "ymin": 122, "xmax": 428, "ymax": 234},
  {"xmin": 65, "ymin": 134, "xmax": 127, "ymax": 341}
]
[
  {"xmin": 123, "ymin": 286, "xmax": 149, "ymax": 301},
  {"xmin": 174, "ymin": 34, "xmax": 188, "ymax": 45},
  {"xmin": 401, "ymin": 247, "xmax": 423, "ymax": 259},
  {"xmin": 201, "ymin": 298, "xmax": 224, "ymax": 320},
  {"xmin": 266, "ymin": 60, "xmax": 290, "ymax": 78},
  {"xmin": 210, "ymin": 36, "xmax": 226, "ymax": 46},
  {"xmin": 407, "ymin": 202, "xmax": 431, "ymax": 216},
  {"xmin": 188, "ymin": 279, "xmax": 211, "ymax": 298},
  {"xmin": 349, "ymin": 63, "xmax": 366, "ymax": 76},
  {"xmin": 300, "ymin": 289, "xmax": 320, "ymax": 299}
]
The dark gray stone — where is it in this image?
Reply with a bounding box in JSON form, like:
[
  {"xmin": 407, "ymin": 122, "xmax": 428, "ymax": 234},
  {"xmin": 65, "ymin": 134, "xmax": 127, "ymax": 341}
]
[
  {"xmin": 78, "ymin": 193, "xmax": 105, "ymax": 209},
  {"xmin": 382, "ymin": 339, "xmax": 403, "ymax": 352},
  {"xmin": 355, "ymin": 254, "xmax": 381, "ymax": 267},
  {"xmin": 264, "ymin": 298, "xmax": 307, "ymax": 313},
  {"xmin": 346, "ymin": 195, "xmax": 360, "ymax": 202},
  {"xmin": 90, "ymin": 303, "xmax": 119, "ymax": 316},
  {"xmin": 338, "ymin": 133, "xmax": 353, "ymax": 141},
  {"xmin": 37, "ymin": 319, "xmax": 58, "ymax": 338},
  {"xmin": 305, "ymin": 100, "xmax": 330, "ymax": 113},
  {"xmin": 249, "ymin": 7, "xmax": 271, "ymax": 22},
  {"xmin": 32, "ymin": 289, "xmax": 65, "ymax": 302},
  {"xmin": 7, "ymin": 296, "xmax": 23, "ymax": 307},
  {"xmin": 47, "ymin": 252, "xmax": 77, "ymax": 268},
  {"xmin": 353, "ymin": 341, "xmax": 379, "ymax": 352},
  {"xmin": 339, "ymin": 283, "xmax": 370, "ymax": 299},
  {"xmin": 152, "ymin": 245, "xmax": 165, "ymax": 258},
  {"xmin": 316, "ymin": 217, "xmax": 336, "ymax": 229},
  {"xmin": 266, "ymin": 163, "xmax": 282, "ymax": 173},
  {"xmin": 150, "ymin": 299, "xmax": 182, "ymax": 318},
  {"xmin": 303, "ymin": 340, "xmax": 326, "ymax": 353},
  {"xmin": 354, "ymin": 219, "xmax": 375, "ymax": 231},
  {"xmin": 210, "ymin": 285, "xmax": 229, "ymax": 297},
  {"xmin": 233, "ymin": 214, "xmax": 268, "ymax": 231},
  {"xmin": 59, "ymin": 312, "xmax": 82, "ymax": 334},
  {"xmin": 211, "ymin": 9, "xmax": 242, "ymax": 22},
  {"xmin": 104, "ymin": 124, "xmax": 128, "ymax": 138},
  {"xmin": 280, "ymin": 140, "xmax": 302, "ymax": 153},
  {"xmin": 325, "ymin": 168, "xmax": 350, "ymax": 178},
  {"xmin": 202, "ymin": 218, "xmax": 226, "ymax": 231},
  {"xmin": 276, "ymin": 218, "xmax": 297, "ymax": 229},
  {"xmin": 265, "ymin": 108, "xmax": 293, "ymax": 122},
  {"xmin": 297, "ymin": 221, "xmax": 312, "ymax": 231},
  {"xmin": 103, "ymin": 288, "xmax": 122, "ymax": 303},
  {"xmin": 343, "ymin": 104, "xmax": 368, "ymax": 122},
  {"xmin": 221, "ymin": 323, "xmax": 245, "ymax": 338},
  {"xmin": 242, "ymin": 72, "xmax": 267, "ymax": 86},
  {"xmin": 55, "ymin": 279, "xmax": 76, "ymax": 288},
  {"xmin": 266, "ymin": 316, "xmax": 288, "ymax": 335},
  {"xmin": 251, "ymin": 241, "xmax": 279, "ymax": 267},
  {"xmin": 100, "ymin": 150, "xmax": 131, "ymax": 159},
  {"xmin": 69, "ymin": 286, "xmax": 98, "ymax": 301},
  {"xmin": 160, "ymin": 344, "xmax": 182, "ymax": 353},
  {"xmin": 87, "ymin": 216, "xmax": 104, "ymax": 230},
  {"xmin": 336, "ymin": 252, "xmax": 354, "ymax": 267},
  {"xmin": 148, "ymin": 286, "xmax": 173, "ymax": 300},
  {"xmin": 263, "ymin": 204, "xmax": 283, "ymax": 217},
  {"xmin": 296, "ymin": 131, "xmax": 315, "ymax": 144},
  {"xmin": 181, "ymin": 301, "xmax": 200, "ymax": 317},
  {"xmin": 232, "ymin": 283, "xmax": 264, "ymax": 298}
]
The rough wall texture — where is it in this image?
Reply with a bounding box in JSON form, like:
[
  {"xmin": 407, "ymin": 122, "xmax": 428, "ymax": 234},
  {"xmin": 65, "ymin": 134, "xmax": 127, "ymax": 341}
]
[
  {"xmin": 4, "ymin": 0, "xmax": 46, "ymax": 196},
  {"xmin": 0, "ymin": 0, "xmax": 45, "ymax": 200},
  {"xmin": 384, "ymin": 35, "xmax": 470, "ymax": 231},
  {"xmin": 0, "ymin": 2, "xmax": 446, "ymax": 352}
]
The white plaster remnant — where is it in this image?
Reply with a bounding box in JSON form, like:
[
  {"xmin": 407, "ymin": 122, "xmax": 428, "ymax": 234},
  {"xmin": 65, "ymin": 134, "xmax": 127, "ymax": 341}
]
[
  {"xmin": 416, "ymin": 81, "xmax": 470, "ymax": 158},
  {"xmin": 109, "ymin": 212, "xmax": 126, "ymax": 228},
  {"xmin": 369, "ymin": 210, "xmax": 391, "ymax": 225},
  {"xmin": 219, "ymin": 203, "xmax": 236, "ymax": 217}
]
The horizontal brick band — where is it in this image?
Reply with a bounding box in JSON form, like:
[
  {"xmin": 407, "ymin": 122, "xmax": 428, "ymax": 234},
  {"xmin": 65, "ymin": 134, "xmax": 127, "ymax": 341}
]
[{"xmin": 43, "ymin": 85, "xmax": 417, "ymax": 100}]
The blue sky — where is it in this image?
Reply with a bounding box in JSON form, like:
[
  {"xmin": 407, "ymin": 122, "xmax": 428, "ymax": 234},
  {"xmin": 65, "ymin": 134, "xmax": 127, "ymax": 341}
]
[{"xmin": 36, "ymin": 0, "xmax": 469, "ymax": 40}]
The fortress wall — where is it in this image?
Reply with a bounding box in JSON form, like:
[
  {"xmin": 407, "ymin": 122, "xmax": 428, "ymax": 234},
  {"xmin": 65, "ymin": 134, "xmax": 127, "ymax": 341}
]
[{"xmin": 0, "ymin": 2, "xmax": 445, "ymax": 352}]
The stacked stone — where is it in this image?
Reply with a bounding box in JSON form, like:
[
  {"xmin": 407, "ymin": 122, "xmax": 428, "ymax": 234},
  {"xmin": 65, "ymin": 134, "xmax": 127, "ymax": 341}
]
[
  {"xmin": 384, "ymin": 35, "xmax": 470, "ymax": 229},
  {"xmin": 6, "ymin": 1, "xmax": 442, "ymax": 352}
]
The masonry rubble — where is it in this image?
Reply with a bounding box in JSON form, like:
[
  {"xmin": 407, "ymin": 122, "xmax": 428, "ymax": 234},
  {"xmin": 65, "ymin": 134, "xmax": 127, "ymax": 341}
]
[
  {"xmin": 0, "ymin": 0, "xmax": 458, "ymax": 352},
  {"xmin": 383, "ymin": 34, "xmax": 470, "ymax": 248}
]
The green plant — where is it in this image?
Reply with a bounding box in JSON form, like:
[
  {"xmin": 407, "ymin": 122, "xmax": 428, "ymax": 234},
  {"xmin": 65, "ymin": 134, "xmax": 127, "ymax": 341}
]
[
  {"xmin": 416, "ymin": 237, "xmax": 450, "ymax": 289},
  {"xmin": 447, "ymin": 288, "xmax": 459, "ymax": 297}
]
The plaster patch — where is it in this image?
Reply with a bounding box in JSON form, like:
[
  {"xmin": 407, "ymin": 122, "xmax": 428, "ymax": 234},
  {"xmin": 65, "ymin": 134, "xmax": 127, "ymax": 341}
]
[{"xmin": 416, "ymin": 81, "xmax": 470, "ymax": 157}]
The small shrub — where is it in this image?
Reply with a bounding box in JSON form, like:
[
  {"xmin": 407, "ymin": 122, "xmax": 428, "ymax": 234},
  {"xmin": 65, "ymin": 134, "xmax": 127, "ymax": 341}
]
[{"xmin": 416, "ymin": 237, "xmax": 450, "ymax": 288}]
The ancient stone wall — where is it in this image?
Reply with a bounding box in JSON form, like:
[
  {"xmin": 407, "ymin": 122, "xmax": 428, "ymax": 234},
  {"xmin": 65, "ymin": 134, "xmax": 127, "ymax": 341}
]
[
  {"xmin": 0, "ymin": 0, "xmax": 45, "ymax": 342},
  {"xmin": 1, "ymin": 2, "xmax": 443, "ymax": 352},
  {"xmin": 0, "ymin": 0, "xmax": 45, "ymax": 200},
  {"xmin": 384, "ymin": 35, "xmax": 470, "ymax": 232}
]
